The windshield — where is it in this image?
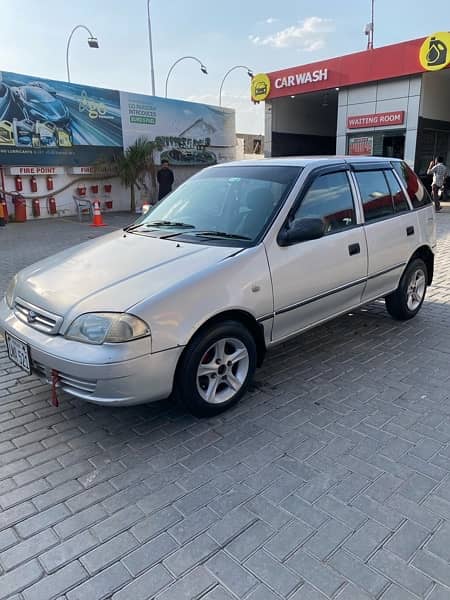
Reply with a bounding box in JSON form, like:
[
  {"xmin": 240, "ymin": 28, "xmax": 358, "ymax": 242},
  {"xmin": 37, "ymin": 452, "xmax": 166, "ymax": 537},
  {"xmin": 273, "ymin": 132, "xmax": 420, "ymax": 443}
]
[
  {"xmin": 137, "ymin": 165, "xmax": 302, "ymax": 244},
  {"xmin": 23, "ymin": 87, "xmax": 54, "ymax": 104}
]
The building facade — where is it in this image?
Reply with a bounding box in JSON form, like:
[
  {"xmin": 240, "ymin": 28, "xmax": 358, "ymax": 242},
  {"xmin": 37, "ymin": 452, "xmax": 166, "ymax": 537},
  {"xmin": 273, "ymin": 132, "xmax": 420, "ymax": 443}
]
[{"xmin": 252, "ymin": 32, "xmax": 450, "ymax": 178}]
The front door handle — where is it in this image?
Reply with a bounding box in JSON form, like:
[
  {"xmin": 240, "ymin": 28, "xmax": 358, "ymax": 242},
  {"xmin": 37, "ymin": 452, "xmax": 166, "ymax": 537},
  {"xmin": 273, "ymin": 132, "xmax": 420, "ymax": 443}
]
[
  {"xmin": 406, "ymin": 226, "xmax": 415, "ymax": 236},
  {"xmin": 348, "ymin": 243, "xmax": 360, "ymax": 256}
]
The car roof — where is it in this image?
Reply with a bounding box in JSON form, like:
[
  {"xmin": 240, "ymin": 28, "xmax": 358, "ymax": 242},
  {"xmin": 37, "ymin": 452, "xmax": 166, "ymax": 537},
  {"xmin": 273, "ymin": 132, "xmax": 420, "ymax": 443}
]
[{"xmin": 213, "ymin": 156, "xmax": 403, "ymax": 169}]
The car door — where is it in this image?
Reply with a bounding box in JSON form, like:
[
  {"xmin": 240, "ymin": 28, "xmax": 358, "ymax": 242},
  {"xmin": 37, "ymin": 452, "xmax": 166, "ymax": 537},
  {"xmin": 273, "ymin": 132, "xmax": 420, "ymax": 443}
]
[
  {"xmin": 350, "ymin": 164, "xmax": 419, "ymax": 302},
  {"xmin": 266, "ymin": 165, "xmax": 368, "ymax": 343}
]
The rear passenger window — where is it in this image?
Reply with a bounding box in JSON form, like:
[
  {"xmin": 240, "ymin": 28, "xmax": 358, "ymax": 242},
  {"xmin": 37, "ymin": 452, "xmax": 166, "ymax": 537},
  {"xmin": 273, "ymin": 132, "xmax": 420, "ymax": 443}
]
[
  {"xmin": 392, "ymin": 161, "xmax": 432, "ymax": 208},
  {"xmin": 385, "ymin": 170, "xmax": 410, "ymax": 213},
  {"xmin": 355, "ymin": 170, "xmax": 394, "ymax": 222}
]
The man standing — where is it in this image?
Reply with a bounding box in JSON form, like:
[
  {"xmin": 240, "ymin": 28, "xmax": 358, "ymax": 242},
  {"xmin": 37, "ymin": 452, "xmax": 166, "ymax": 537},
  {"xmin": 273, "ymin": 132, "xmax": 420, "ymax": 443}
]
[
  {"xmin": 427, "ymin": 156, "xmax": 448, "ymax": 211},
  {"xmin": 157, "ymin": 160, "xmax": 174, "ymax": 201}
]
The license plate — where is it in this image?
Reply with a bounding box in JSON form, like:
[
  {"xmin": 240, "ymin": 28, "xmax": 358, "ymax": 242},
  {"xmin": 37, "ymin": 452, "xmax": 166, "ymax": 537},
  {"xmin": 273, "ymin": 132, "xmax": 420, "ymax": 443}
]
[{"xmin": 5, "ymin": 332, "xmax": 31, "ymax": 375}]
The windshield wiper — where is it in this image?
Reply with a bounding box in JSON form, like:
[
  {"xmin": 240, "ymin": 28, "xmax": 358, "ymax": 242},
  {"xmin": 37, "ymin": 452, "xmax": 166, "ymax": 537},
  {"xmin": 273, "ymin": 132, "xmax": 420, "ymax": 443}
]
[
  {"xmin": 123, "ymin": 221, "xmax": 195, "ymax": 234},
  {"xmin": 123, "ymin": 223, "xmax": 145, "ymax": 232},
  {"xmin": 193, "ymin": 230, "xmax": 251, "ymax": 240},
  {"xmin": 145, "ymin": 220, "xmax": 195, "ymax": 228}
]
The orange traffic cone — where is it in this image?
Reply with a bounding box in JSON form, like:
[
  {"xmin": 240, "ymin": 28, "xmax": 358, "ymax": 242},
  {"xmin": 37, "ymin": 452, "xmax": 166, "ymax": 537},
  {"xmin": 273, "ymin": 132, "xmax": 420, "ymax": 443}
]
[
  {"xmin": 0, "ymin": 202, "xmax": 5, "ymax": 227},
  {"xmin": 90, "ymin": 200, "xmax": 106, "ymax": 227}
]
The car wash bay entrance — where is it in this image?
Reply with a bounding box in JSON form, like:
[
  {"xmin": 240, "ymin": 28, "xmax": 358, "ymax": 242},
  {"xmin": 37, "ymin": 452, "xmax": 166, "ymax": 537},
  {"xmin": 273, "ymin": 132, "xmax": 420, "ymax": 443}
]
[
  {"xmin": 270, "ymin": 90, "xmax": 338, "ymax": 157},
  {"xmin": 259, "ymin": 33, "xmax": 450, "ymax": 179}
]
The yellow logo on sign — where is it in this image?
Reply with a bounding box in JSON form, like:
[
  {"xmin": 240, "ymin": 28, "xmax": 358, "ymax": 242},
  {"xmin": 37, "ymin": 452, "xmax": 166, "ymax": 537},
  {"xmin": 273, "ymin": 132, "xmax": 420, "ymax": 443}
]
[
  {"xmin": 420, "ymin": 32, "xmax": 450, "ymax": 71},
  {"xmin": 251, "ymin": 73, "xmax": 271, "ymax": 102}
]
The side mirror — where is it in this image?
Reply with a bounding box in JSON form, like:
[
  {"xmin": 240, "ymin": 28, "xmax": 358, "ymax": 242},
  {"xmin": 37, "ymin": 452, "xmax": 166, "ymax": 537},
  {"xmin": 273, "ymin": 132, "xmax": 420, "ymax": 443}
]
[{"xmin": 278, "ymin": 217, "xmax": 325, "ymax": 246}]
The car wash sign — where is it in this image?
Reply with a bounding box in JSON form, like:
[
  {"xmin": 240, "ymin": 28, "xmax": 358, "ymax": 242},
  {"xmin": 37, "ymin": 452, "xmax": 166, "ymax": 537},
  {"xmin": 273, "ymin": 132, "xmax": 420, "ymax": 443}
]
[
  {"xmin": 274, "ymin": 69, "xmax": 328, "ymax": 90},
  {"xmin": 347, "ymin": 111, "xmax": 405, "ymax": 129},
  {"xmin": 263, "ymin": 34, "xmax": 450, "ymax": 100}
]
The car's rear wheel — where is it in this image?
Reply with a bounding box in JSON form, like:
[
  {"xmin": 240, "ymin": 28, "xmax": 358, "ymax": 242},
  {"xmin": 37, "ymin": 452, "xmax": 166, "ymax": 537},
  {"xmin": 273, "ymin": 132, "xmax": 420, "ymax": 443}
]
[
  {"xmin": 385, "ymin": 258, "xmax": 427, "ymax": 321},
  {"xmin": 174, "ymin": 320, "xmax": 257, "ymax": 417}
]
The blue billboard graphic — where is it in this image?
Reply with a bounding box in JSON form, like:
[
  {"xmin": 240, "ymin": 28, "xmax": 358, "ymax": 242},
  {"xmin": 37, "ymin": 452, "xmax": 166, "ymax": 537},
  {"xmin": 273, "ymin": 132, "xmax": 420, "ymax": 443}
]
[{"xmin": 0, "ymin": 71, "xmax": 122, "ymax": 166}]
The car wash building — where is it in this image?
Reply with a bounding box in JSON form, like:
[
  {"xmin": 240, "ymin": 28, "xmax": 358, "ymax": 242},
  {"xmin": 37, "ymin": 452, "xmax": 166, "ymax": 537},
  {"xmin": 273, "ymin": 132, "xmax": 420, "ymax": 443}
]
[{"xmin": 252, "ymin": 32, "xmax": 450, "ymax": 179}]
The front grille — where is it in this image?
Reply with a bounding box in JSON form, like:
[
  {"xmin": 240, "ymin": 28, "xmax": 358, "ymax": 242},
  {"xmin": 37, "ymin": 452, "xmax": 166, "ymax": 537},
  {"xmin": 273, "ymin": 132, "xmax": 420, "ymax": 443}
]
[
  {"xmin": 14, "ymin": 298, "xmax": 63, "ymax": 335},
  {"xmin": 32, "ymin": 360, "xmax": 97, "ymax": 395}
]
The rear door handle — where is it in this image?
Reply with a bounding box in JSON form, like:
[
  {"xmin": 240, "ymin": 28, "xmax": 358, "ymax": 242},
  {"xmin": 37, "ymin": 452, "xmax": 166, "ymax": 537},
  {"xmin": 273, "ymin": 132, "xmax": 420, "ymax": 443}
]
[
  {"xmin": 406, "ymin": 226, "xmax": 415, "ymax": 236},
  {"xmin": 348, "ymin": 243, "xmax": 360, "ymax": 256}
]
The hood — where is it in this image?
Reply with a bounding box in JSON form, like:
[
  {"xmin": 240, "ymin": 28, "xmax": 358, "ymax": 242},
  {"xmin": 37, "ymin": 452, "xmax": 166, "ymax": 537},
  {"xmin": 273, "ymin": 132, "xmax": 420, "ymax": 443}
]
[{"xmin": 15, "ymin": 230, "xmax": 242, "ymax": 317}]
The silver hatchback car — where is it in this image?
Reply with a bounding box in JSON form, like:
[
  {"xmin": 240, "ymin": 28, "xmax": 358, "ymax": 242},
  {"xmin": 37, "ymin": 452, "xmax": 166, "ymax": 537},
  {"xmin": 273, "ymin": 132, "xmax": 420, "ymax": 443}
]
[{"xmin": 1, "ymin": 157, "xmax": 436, "ymax": 416}]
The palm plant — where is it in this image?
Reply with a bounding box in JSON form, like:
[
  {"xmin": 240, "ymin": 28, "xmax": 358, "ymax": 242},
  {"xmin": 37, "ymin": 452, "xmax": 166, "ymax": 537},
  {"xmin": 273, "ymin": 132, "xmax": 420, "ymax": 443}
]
[{"xmin": 111, "ymin": 136, "xmax": 161, "ymax": 212}]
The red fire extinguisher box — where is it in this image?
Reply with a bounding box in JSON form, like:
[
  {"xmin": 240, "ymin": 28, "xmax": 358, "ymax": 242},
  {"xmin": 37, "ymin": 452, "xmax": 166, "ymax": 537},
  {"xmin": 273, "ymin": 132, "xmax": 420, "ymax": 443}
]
[
  {"xmin": 32, "ymin": 198, "xmax": 40, "ymax": 218},
  {"xmin": 48, "ymin": 197, "xmax": 57, "ymax": 215},
  {"xmin": 13, "ymin": 196, "xmax": 27, "ymax": 222},
  {"xmin": 77, "ymin": 185, "xmax": 86, "ymax": 196},
  {"xmin": 90, "ymin": 184, "xmax": 99, "ymax": 194},
  {"xmin": 104, "ymin": 184, "xmax": 112, "ymax": 193}
]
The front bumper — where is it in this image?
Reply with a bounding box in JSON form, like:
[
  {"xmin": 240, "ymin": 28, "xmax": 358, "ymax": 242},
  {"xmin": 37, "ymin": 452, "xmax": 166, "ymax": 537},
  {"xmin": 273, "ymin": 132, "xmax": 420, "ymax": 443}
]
[{"xmin": 0, "ymin": 299, "xmax": 182, "ymax": 406}]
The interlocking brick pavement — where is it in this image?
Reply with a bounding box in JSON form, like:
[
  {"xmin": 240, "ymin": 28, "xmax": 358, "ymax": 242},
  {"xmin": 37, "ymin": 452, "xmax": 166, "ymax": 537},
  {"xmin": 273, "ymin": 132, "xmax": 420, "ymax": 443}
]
[{"xmin": 1, "ymin": 210, "xmax": 450, "ymax": 598}]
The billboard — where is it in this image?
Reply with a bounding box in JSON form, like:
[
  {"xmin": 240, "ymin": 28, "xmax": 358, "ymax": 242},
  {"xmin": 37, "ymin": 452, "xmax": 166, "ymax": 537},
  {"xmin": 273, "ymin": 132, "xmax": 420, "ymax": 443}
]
[
  {"xmin": 0, "ymin": 71, "xmax": 122, "ymax": 166},
  {"xmin": 120, "ymin": 93, "xmax": 236, "ymax": 165}
]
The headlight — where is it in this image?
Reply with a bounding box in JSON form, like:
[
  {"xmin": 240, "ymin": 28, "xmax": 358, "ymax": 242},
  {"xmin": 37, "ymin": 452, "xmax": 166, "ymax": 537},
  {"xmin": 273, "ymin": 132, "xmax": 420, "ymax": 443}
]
[
  {"xmin": 65, "ymin": 313, "xmax": 150, "ymax": 345},
  {"xmin": 5, "ymin": 275, "xmax": 18, "ymax": 308}
]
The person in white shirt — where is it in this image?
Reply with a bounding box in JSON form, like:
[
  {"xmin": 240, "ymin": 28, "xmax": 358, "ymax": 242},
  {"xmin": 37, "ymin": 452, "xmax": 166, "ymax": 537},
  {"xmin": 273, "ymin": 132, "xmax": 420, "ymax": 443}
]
[{"xmin": 427, "ymin": 156, "xmax": 448, "ymax": 211}]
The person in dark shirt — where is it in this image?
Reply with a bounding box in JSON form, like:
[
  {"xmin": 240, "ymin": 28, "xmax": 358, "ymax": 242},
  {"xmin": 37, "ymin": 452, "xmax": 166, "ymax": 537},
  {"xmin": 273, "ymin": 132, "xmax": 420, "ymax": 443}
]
[{"xmin": 157, "ymin": 160, "xmax": 174, "ymax": 201}]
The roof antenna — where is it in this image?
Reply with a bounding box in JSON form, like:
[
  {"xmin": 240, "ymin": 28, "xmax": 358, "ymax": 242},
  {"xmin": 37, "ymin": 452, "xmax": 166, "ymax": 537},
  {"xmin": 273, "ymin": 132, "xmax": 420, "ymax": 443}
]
[{"xmin": 364, "ymin": 0, "xmax": 374, "ymax": 50}]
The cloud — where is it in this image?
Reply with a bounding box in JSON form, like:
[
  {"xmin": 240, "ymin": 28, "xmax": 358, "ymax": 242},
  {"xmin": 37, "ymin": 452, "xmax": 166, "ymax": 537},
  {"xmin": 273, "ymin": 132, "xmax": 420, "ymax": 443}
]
[
  {"xmin": 257, "ymin": 16, "xmax": 279, "ymax": 25},
  {"xmin": 249, "ymin": 16, "xmax": 334, "ymax": 51}
]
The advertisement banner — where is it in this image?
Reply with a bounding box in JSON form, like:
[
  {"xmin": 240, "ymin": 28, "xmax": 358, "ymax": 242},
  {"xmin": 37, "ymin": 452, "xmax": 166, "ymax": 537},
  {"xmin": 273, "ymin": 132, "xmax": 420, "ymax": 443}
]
[
  {"xmin": 0, "ymin": 71, "xmax": 122, "ymax": 166},
  {"xmin": 120, "ymin": 93, "xmax": 236, "ymax": 165},
  {"xmin": 348, "ymin": 136, "xmax": 374, "ymax": 156}
]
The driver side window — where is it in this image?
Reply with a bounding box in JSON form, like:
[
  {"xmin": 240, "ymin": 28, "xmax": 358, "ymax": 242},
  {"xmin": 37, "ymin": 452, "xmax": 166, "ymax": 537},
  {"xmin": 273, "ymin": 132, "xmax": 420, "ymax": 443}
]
[{"xmin": 293, "ymin": 171, "xmax": 356, "ymax": 234}]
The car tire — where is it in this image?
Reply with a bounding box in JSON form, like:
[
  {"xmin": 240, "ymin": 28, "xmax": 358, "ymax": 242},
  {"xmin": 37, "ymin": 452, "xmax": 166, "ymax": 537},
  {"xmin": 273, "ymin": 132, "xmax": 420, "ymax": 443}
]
[
  {"xmin": 385, "ymin": 258, "xmax": 428, "ymax": 321},
  {"xmin": 174, "ymin": 320, "xmax": 257, "ymax": 417}
]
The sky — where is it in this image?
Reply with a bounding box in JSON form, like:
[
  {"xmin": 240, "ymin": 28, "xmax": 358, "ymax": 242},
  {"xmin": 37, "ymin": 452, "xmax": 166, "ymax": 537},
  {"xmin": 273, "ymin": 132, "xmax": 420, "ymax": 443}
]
[{"xmin": 2, "ymin": 1, "xmax": 450, "ymax": 135}]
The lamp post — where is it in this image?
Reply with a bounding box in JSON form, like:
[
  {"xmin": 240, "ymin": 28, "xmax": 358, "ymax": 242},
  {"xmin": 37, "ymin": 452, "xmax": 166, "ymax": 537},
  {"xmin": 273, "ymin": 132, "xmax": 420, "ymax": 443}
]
[
  {"xmin": 219, "ymin": 65, "xmax": 254, "ymax": 106},
  {"xmin": 147, "ymin": 0, "xmax": 156, "ymax": 95},
  {"xmin": 165, "ymin": 56, "xmax": 208, "ymax": 98},
  {"xmin": 364, "ymin": 0, "xmax": 375, "ymax": 50},
  {"xmin": 66, "ymin": 25, "xmax": 99, "ymax": 83}
]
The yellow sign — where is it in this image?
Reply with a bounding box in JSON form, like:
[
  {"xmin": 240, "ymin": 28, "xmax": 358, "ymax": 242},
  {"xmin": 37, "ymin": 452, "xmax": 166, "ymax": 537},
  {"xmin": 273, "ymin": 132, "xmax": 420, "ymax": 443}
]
[
  {"xmin": 251, "ymin": 73, "xmax": 271, "ymax": 102},
  {"xmin": 420, "ymin": 32, "xmax": 450, "ymax": 71}
]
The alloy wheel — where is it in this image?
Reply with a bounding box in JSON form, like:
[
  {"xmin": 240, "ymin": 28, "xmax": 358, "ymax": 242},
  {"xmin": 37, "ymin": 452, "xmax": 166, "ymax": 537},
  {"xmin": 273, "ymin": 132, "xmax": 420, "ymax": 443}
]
[{"xmin": 196, "ymin": 337, "xmax": 250, "ymax": 404}]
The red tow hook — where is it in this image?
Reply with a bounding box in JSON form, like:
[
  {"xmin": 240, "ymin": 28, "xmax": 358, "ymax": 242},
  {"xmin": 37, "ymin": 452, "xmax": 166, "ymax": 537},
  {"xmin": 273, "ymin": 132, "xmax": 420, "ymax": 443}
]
[{"xmin": 51, "ymin": 370, "xmax": 60, "ymax": 407}]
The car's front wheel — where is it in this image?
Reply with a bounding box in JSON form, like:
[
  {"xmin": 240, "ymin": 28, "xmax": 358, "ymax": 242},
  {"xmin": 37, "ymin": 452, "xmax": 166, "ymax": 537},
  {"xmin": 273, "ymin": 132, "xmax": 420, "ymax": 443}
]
[
  {"xmin": 385, "ymin": 258, "xmax": 428, "ymax": 321},
  {"xmin": 174, "ymin": 320, "xmax": 257, "ymax": 417}
]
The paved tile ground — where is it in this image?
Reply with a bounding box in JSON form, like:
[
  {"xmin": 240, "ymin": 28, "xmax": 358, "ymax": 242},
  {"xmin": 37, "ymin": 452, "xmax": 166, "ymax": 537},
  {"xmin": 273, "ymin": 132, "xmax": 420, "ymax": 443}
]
[{"xmin": 1, "ymin": 210, "xmax": 450, "ymax": 599}]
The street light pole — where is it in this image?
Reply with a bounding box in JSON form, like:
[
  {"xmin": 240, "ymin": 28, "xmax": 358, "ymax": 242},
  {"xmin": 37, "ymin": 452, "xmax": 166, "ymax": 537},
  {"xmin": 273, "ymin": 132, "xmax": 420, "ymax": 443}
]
[
  {"xmin": 219, "ymin": 65, "xmax": 254, "ymax": 106},
  {"xmin": 147, "ymin": 0, "xmax": 156, "ymax": 95},
  {"xmin": 165, "ymin": 56, "xmax": 208, "ymax": 98},
  {"xmin": 370, "ymin": 0, "xmax": 375, "ymax": 49},
  {"xmin": 66, "ymin": 25, "xmax": 99, "ymax": 83},
  {"xmin": 365, "ymin": 0, "xmax": 375, "ymax": 50}
]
